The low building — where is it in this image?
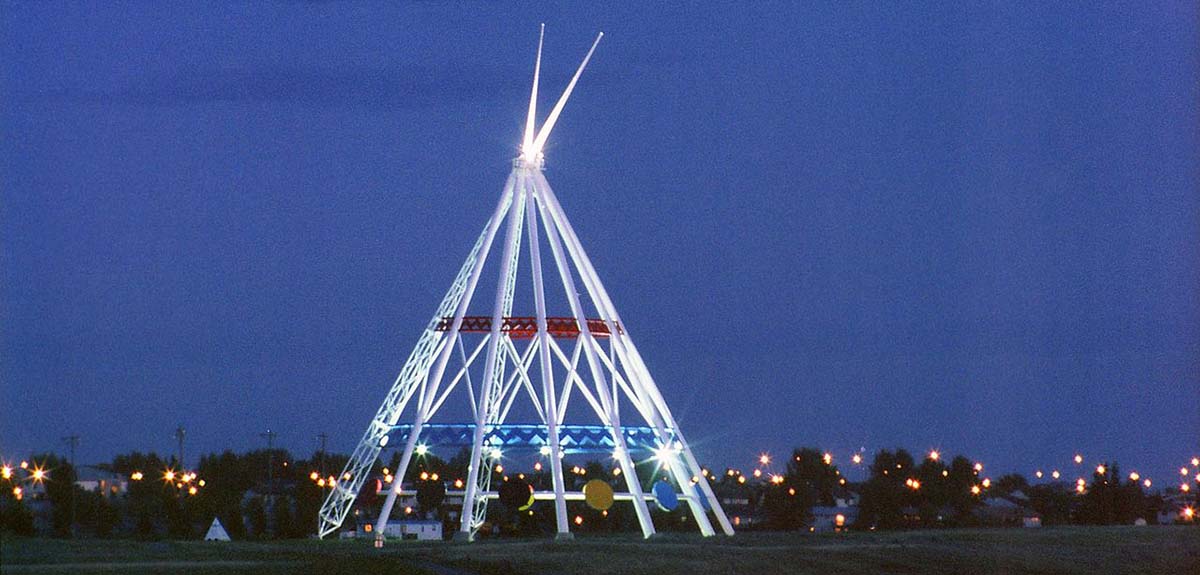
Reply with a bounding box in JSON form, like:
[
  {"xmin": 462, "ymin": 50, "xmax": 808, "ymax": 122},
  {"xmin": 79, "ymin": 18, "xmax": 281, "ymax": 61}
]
[
  {"xmin": 383, "ymin": 519, "xmax": 443, "ymax": 541},
  {"xmin": 75, "ymin": 466, "xmax": 127, "ymax": 497}
]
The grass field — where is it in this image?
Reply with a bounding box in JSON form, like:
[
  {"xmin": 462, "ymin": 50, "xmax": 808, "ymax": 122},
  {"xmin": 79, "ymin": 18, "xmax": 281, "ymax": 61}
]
[{"xmin": 3, "ymin": 527, "xmax": 1198, "ymax": 575}]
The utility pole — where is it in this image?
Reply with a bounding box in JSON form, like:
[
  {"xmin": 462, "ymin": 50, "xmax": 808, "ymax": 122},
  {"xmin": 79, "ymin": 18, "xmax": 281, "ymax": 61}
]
[
  {"xmin": 62, "ymin": 434, "xmax": 80, "ymax": 537},
  {"xmin": 316, "ymin": 432, "xmax": 328, "ymax": 476},
  {"xmin": 174, "ymin": 426, "xmax": 186, "ymax": 471},
  {"xmin": 259, "ymin": 430, "xmax": 277, "ymax": 503}
]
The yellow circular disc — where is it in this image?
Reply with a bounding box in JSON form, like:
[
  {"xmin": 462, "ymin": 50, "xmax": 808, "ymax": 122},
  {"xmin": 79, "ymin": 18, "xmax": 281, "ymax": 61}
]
[
  {"xmin": 583, "ymin": 479, "xmax": 614, "ymax": 511},
  {"xmin": 518, "ymin": 484, "xmax": 535, "ymax": 511}
]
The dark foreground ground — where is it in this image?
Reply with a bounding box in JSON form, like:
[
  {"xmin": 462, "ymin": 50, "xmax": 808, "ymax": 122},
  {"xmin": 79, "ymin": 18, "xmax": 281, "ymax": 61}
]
[{"xmin": 3, "ymin": 527, "xmax": 1198, "ymax": 575}]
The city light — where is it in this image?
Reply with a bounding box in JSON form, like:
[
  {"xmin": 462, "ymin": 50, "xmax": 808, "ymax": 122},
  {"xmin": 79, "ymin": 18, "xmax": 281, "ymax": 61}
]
[
  {"xmin": 539, "ymin": 446, "xmax": 552, "ymax": 456},
  {"xmin": 131, "ymin": 471, "xmax": 144, "ymax": 481},
  {"xmin": 489, "ymin": 447, "xmax": 502, "ymax": 460},
  {"xmin": 852, "ymin": 453, "xmax": 863, "ymax": 465},
  {"xmin": 415, "ymin": 444, "xmax": 429, "ymax": 457},
  {"xmin": 533, "ymin": 462, "xmax": 543, "ymax": 471},
  {"xmin": 974, "ymin": 462, "xmax": 983, "ymax": 473},
  {"xmin": 164, "ymin": 470, "xmax": 176, "ymax": 482},
  {"xmin": 928, "ymin": 450, "xmax": 940, "ymax": 461},
  {"xmin": 31, "ymin": 468, "xmax": 46, "ymax": 482},
  {"xmin": 1185, "ymin": 507, "xmax": 1195, "ymax": 520},
  {"xmin": 982, "ymin": 478, "xmax": 991, "ymax": 488},
  {"xmin": 574, "ymin": 515, "xmax": 583, "ymax": 525},
  {"xmin": 310, "ymin": 471, "xmax": 319, "ymax": 481},
  {"xmin": 1129, "ymin": 472, "xmax": 1139, "ymax": 481},
  {"xmin": 1143, "ymin": 479, "xmax": 1151, "ymax": 488},
  {"xmin": 454, "ymin": 479, "xmax": 464, "ymax": 489},
  {"xmin": 1035, "ymin": 471, "xmax": 1043, "ymax": 479},
  {"xmin": 1182, "ymin": 468, "xmax": 1190, "ymax": 476},
  {"xmin": 1193, "ymin": 458, "xmax": 1199, "ymax": 467},
  {"xmin": 759, "ymin": 454, "xmax": 770, "ymax": 466},
  {"xmin": 1076, "ymin": 483, "xmax": 1086, "ymax": 494},
  {"xmin": 12, "ymin": 486, "xmax": 22, "ymax": 500},
  {"xmin": 1052, "ymin": 470, "xmax": 1060, "ymax": 479},
  {"xmin": 753, "ymin": 469, "xmax": 762, "ymax": 478},
  {"xmin": 188, "ymin": 486, "xmax": 198, "ymax": 495},
  {"xmin": 1074, "ymin": 454, "xmax": 1083, "ymax": 464},
  {"xmin": 823, "ymin": 452, "xmax": 833, "ymax": 465},
  {"xmin": 1096, "ymin": 465, "xmax": 1106, "ymax": 475},
  {"xmin": 1, "ymin": 465, "xmax": 11, "ymax": 479},
  {"xmin": 971, "ymin": 485, "xmax": 981, "ymax": 495},
  {"xmin": 1182, "ymin": 484, "xmax": 1191, "ymax": 493}
]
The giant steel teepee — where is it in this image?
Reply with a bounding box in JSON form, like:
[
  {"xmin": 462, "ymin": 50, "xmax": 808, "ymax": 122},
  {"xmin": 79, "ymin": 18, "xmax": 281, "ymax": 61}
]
[{"xmin": 317, "ymin": 26, "xmax": 734, "ymax": 542}]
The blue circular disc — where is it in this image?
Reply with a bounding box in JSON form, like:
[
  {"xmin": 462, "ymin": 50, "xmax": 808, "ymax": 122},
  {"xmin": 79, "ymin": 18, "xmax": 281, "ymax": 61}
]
[{"xmin": 652, "ymin": 480, "xmax": 679, "ymax": 511}]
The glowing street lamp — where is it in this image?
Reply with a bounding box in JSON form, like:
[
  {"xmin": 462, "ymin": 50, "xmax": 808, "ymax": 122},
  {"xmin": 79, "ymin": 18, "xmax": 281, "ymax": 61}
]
[
  {"xmin": 1, "ymin": 465, "xmax": 11, "ymax": 480},
  {"xmin": 1128, "ymin": 472, "xmax": 1139, "ymax": 482},
  {"xmin": 973, "ymin": 462, "xmax": 983, "ymax": 473},
  {"xmin": 1182, "ymin": 468, "xmax": 1190, "ymax": 476},
  {"xmin": 759, "ymin": 454, "xmax": 770, "ymax": 466},
  {"xmin": 970, "ymin": 485, "xmax": 981, "ymax": 495},
  {"xmin": 31, "ymin": 468, "xmax": 47, "ymax": 483},
  {"xmin": 851, "ymin": 453, "xmax": 863, "ymax": 465},
  {"xmin": 928, "ymin": 450, "xmax": 940, "ymax": 462},
  {"xmin": 131, "ymin": 471, "xmax": 144, "ymax": 481},
  {"xmin": 1193, "ymin": 458, "xmax": 1199, "ymax": 467},
  {"xmin": 1051, "ymin": 470, "xmax": 1060, "ymax": 479},
  {"xmin": 163, "ymin": 470, "xmax": 176, "ymax": 482},
  {"xmin": 822, "ymin": 452, "xmax": 833, "ymax": 465},
  {"xmin": 1095, "ymin": 465, "xmax": 1106, "ymax": 475},
  {"xmin": 1143, "ymin": 479, "xmax": 1151, "ymax": 488},
  {"xmin": 1074, "ymin": 454, "xmax": 1083, "ymax": 465}
]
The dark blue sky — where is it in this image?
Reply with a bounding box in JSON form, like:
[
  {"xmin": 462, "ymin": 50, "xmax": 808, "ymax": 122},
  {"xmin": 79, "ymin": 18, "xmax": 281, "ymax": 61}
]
[{"xmin": 3, "ymin": 3, "xmax": 1196, "ymax": 483}]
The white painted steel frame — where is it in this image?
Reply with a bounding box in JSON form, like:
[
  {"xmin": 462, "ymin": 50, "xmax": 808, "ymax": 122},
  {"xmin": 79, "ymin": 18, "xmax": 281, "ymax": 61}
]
[{"xmin": 316, "ymin": 27, "xmax": 733, "ymax": 542}]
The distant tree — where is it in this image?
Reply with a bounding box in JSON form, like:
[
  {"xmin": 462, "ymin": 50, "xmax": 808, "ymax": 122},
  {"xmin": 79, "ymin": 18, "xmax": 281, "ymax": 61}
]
[
  {"xmin": 943, "ymin": 456, "xmax": 981, "ymax": 524},
  {"xmin": 1026, "ymin": 483, "xmax": 1074, "ymax": 525},
  {"xmin": 762, "ymin": 447, "xmax": 841, "ymax": 529},
  {"xmin": 95, "ymin": 495, "xmax": 120, "ymax": 538},
  {"xmin": 994, "ymin": 473, "xmax": 1029, "ymax": 497},
  {"xmin": 1077, "ymin": 462, "xmax": 1146, "ymax": 525},
  {"xmin": 857, "ymin": 449, "xmax": 917, "ymax": 529},
  {"xmin": 4, "ymin": 499, "xmax": 36, "ymax": 536},
  {"xmin": 33, "ymin": 453, "xmax": 78, "ymax": 537}
]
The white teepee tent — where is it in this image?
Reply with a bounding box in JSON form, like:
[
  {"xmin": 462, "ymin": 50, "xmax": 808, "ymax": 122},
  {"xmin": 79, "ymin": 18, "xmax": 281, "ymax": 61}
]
[{"xmin": 204, "ymin": 518, "xmax": 231, "ymax": 541}]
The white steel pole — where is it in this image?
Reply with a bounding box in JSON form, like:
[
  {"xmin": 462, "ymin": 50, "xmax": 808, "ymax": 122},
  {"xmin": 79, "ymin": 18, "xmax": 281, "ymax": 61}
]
[
  {"xmin": 523, "ymin": 171, "xmax": 572, "ymax": 538},
  {"xmin": 456, "ymin": 173, "xmax": 528, "ymax": 540}
]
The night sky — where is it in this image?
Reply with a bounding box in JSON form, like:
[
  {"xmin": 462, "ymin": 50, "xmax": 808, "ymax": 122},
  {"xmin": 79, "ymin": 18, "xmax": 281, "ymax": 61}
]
[{"xmin": 2, "ymin": 3, "xmax": 1196, "ymax": 483}]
